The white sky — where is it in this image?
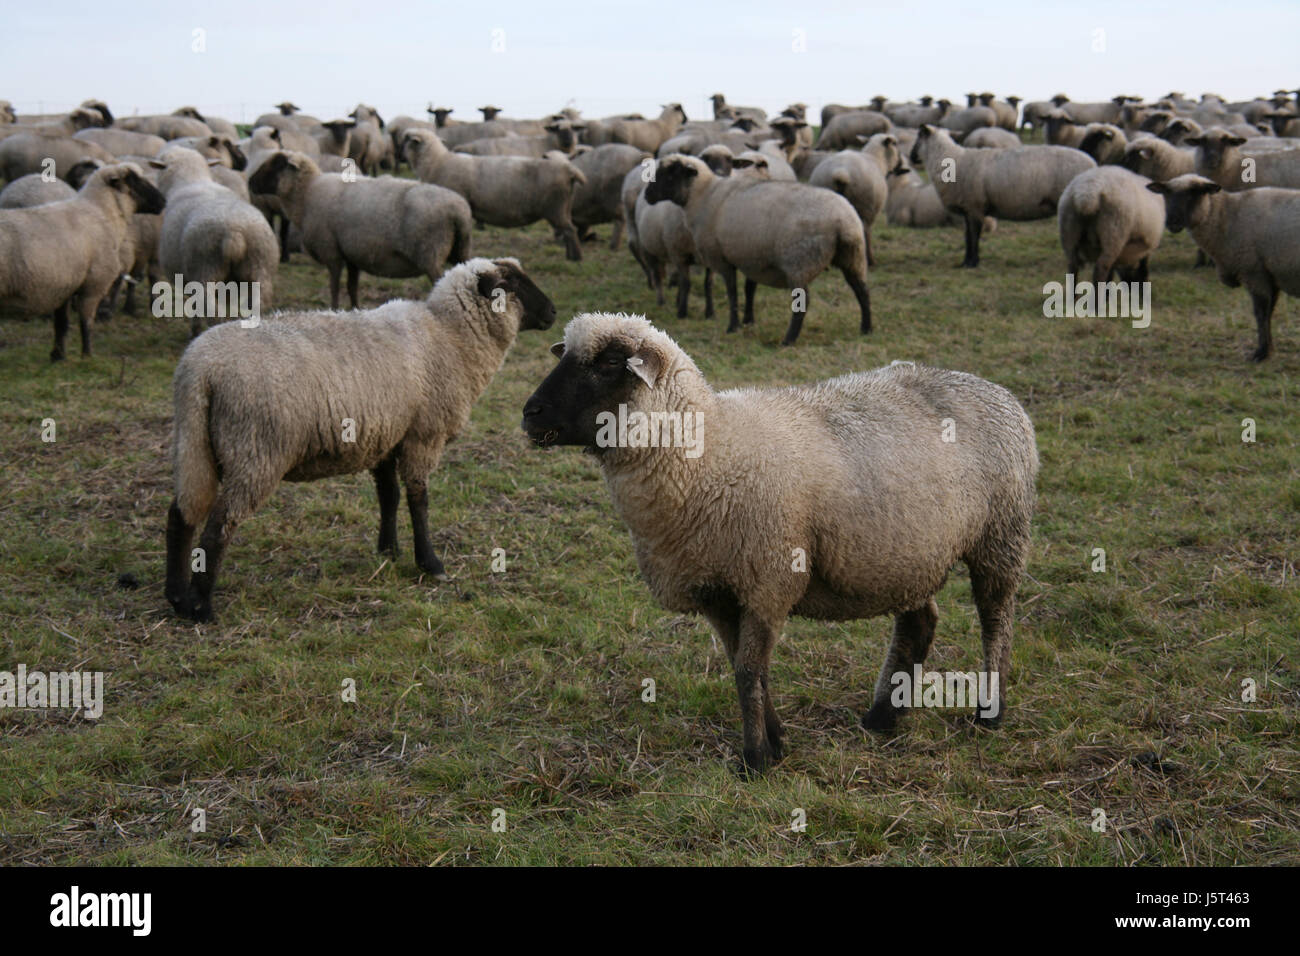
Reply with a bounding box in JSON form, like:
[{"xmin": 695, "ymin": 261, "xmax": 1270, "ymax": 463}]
[{"xmin": 3, "ymin": 0, "xmax": 1297, "ymax": 124}]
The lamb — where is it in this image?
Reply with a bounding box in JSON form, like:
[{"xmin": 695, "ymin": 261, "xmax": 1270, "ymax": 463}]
[
  {"xmin": 604, "ymin": 104, "xmax": 688, "ymax": 153},
  {"xmin": 0, "ymin": 131, "xmax": 115, "ymax": 182},
  {"xmin": 402, "ymin": 128, "xmax": 587, "ymax": 261},
  {"xmin": 815, "ymin": 110, "xmax": 892, "ymax": 150},
  {"xmin": 0, "ymin": 164, "xmax": 165, "ymax": 359},
  {"xmin": 644, "ymin": 154, "xmax": 871, "ymax": 345},
  {"xmin": 165, "ymin": 257, "xmax": 556, "ymax": 622},
  {"xmin": 1147, "ymin": 175, "xmax": 1300, "ymax": 360},
  {"xmin": 74, "ymin": 127, "xmax": 168, "ymax": 158},
  {"xmin": 249, "ymin": 150, "xmax": 473, "ymax": 309},
  {"xmin": 961, "ymin": 127, "xmax": 1022, "ymax": 149},
  {"xmin": 521, "ymin": 313, "xmax": 1039, "ymax": 772},
  {"xmin": 1190, "ymin": 128, "xmax": 1300, "ymax": 190},
  {"xmin": 0, "ymin": 160, "xmax": 100, "ymax": 208},
  {"xmin": 808, "ymin": 133, "xmax": 900, "ymax": 265},
  {"xmin": 151, "ymin": 148, "xmax": 279, "ymax": 337},
  {"xmin": 569, "ymin": 143, "xmax": 651, "ymax": 250},
  {"xmin": 1058, "ymin": 166, "xmax": 1165, "ymax": 283},
  {"xmin": 910, "ymin": 124, "xmax": 1095, "ymax": 266},
  {"xmin": 1077, "ymin": 123, "xmax": 1128, "ymax": 165},
  {"xmin": 1120, "ymin": 136, "xmax": 1195, "ymax": 181}
]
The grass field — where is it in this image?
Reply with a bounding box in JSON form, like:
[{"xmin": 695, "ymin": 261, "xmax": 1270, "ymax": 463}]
[{"xmin": 0, "ymin": 205, "xmax": 1296, "ymax": 865}]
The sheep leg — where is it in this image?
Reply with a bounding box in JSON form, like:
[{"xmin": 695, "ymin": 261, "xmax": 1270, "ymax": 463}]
[
  {"xmin": 1249, "ymin": 286, "xmax": 1278, "ymax": 362},
  {"xmin": 556, "ymin": 219, "xmax": 583, "ymax": 262},
  {"xmin": 742, "ymin": 279, "xmax": 757, "ymax": 326},
  {"xmin": 327, "ymin": 265, "xmax": 343, "ymax": 310},
  {"xmin": 781, "ymin": 287, "xmax": 806, "ymax": 346},
  {"xmin": 720, "ymin": 267, "xmax": 740, "ymax": 333},
  {"xmin": 864, "ymin": 598, "xmax": 939, "ymax": 732},
  {"xmin": 404, "ymin": 481, "xmax": 449, "ymax": 580},
  {"xmin": 50, "ymin": 303, "xmax": 70, "ymax": 362},
  {"xmin": 372, "ymin": 456, "xmax": 401, "ymax": 558},
  {"xmin": 649, "ymin": 257, "xmax": 665, "ymax": 306},
  {"xmin": 346, "ymin": 263, "xmax": 361, "ymax": 310},
  {"xmin": 165, "ymin": 501, "xmax": 198, "ymax": 616},
  {"xmin": 1092, "ymin": 260, "xmax": 1115, "ymax": 285},
  {"xmin": 97, "ymin": 278, "xmax": 122, "ymax": 323},
  {"xmin": 970, "ymin": 571, "xmax": 1015, "ymax": 728},
  {"xmin": 960, "ymin": 213, "xmax": 983, "ymax": 268},
  {"xmin": 865, "ymin": 230, "xmax": 876, "ymax": 268},
  {"xmin": 843, "ymin": 269, "xmax": 872, "ymax": 334},
  {"xmin": 734, "ymin": 611, "xmax": 783, "ymax": 774},
  {"xmin": 278, "ymin": 216, "xmax": 291, "ymax": 263},
  {"xmin": 76, "ymin": 296, "xmax": 95, "ymax": 357},
  {"xmin": 674, "ymin": 264, "xmax": 691, "ymax": 319},
  {"xmin": 609, "ymin": 212, "xmax": 624, "ymax": 251},
  {"xmin": 185, "ymin": 500, "xmax": 236, "ymax": 623}
]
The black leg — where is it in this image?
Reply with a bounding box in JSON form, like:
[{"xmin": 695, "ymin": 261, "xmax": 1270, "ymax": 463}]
[
  {"xmin": 51, "ymin": 303, "xmax": 69, "ymax": 362},
  {"xmin": 328, "ymin": 266, "xmax": 342, "ymax": 310},
  {"xmin": 186, "ymin": 502, "xmax": 235, "ymax": 623},
  {"xmin": 279, "ymin": 216, "xmax": 291, "ymax": 263},
  {"xmin": 1250, "ymin": 288, "xmax": 1278, "ymax": 362},
  {"xmin": 721, "ymin": 267, "xmax": 739, "ymax": 333},
  {"xmin": 703, "ymin": 269, "xmax": 715, "ymax": 319},
  {"xmin": 346, "ymin": 263, "xmax": 360, "ymax": 310},
  {"xmin": 372, "ymin": 457, "xmax": 400, "ymax": 557},
  {"xmin": 844, "ymin": 268, "xmax": 871, "ymax": 334},
  {"xmin": 675, "ymin": 265, "xmax": 690, "ymax": 319},
  {"xmin": 406, "ymin": 481, "xmax": 447, "ymax": 579},
  {"xmin": 742, "ymin": 278, "xmax": 757, "ymax": 326},
  {"xmin": 165, "ymin": 500, "xmax": 197, "ymax": 616}
]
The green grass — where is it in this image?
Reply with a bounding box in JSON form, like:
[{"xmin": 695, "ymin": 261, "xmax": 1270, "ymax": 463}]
[{"xmin": 0, "ymin": 211, "xmax": 1296, "ymax": 865}]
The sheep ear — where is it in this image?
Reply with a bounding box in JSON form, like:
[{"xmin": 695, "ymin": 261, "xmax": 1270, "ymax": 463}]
[
  {"xmin": 148, "ymin": 159, "xmax": 166, "ymax": 169},
  {"xmin": 1227, "ymin": 135, "xmax": 1247, "ymax": 146},
  {"xmin": 626, "ymin": 349, "xmax": 662, "ymax": 389},
  {"xmin": 1185, "ymin": 136, "xmax": 1205, "ymax": 146},
  {"xmin": 549, "ymin": 342, "xmax": 565, "ymax": 359},
  {"xmin": 1145, "ymin": 182, "xmax": 1169, "ymax": 194},
  {"xmin": 1198, "ymin": 182, "xmax": 1223, "ymax": 195}
]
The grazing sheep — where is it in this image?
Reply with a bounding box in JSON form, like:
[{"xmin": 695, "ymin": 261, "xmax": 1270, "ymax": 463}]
[
  {"xmin": 0, "ymin": 160, "xmax": 100, "ymax": 208},
  {"xmin": 1058, "ymin": 166, "xmax": 1165, "ymax": 283},
  {"xmin": 604, "ymin": 104, "xmax": 688, "ymax": 153},
  {"xmin": 1120, "ymin": 135, "xmax": 1195, "ymax": 181},
  {"xmin": 0, "ymin": 164, "xmax": 165, "ymax": 359},
  {"xmin": 910, "ymin": 124, "xmax": 1095, "ymax": 266},
  {"xmin": 1077, "ymin": 123, "xmax": 1128, "ymax": 165},
  {"xmin": 165, "ymin": 257, "xmax": 556, "ymax": 622},
  {"xmin": 249, "ymin": 150, "xmax": 472, "ymax": 309},
  {"xmin": 644, "ymin": 154, "xmax": 871, "ymax": 345},
  {"xmin": 815, "ymin": 110, "xmax": 892, "ymax": 150},
  {"xmin": 1148, "ymin": 175, "xmax": 1300, "ymax": 360},
  {"xmin": 1190, "ymin": 128, "xmax": 1300, "ymax": 190},
  {"xmin": 0, "ymin": 131, "xmax": 115, "ymax": 182},
  {"xmin": 402, "ymin": 128, "xmax": 587, "ymax": 261},
  {"xmin": 570, "ymin": 143, "xmax": 651, "ymax": 250},
  {"xmin": 152, "ymin": 148, "xmax": 279, "ymax": 338},
  {"xmin": 521, "ymin": 313, "xmax": 1039, "ymax": 772},
  {"xmin": 962, "ymin": 127, "xmax": 1022, "ymax": 149}
]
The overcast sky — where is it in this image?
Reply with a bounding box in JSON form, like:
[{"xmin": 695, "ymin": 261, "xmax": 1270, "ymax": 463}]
[{"xmin": 4, "ymin": 1, "xmax": 1297, "ymax": 124}]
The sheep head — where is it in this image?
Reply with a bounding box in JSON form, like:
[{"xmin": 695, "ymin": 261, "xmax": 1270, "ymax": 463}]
[
  {"xmin": 1186, "ymin": 128, "xmax": 1247, "ymax": 170},
  {"xmin": 1146, "ymin": 174, "xmax": 1221, "ymax": 232},
  {"xmin": 94, "ymin": 163, "xmax": 166, "ymax": 216},
  {"xmin": 471, "ymin": 258, "xmax": 555, "ymax": 333},
  {"xmin": 643, "ymin": 154, "xmax": 708, "ymax": 207}
]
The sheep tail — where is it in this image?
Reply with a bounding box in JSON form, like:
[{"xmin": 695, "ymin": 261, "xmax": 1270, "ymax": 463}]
[
  {"xmin": 450, "ymin": 210, "xmax": 473, "ymax": 264},
  {"xmin": 221, "ymin": 230, "xmax": 248, "ymax": 267},
  {"xmin": 172, "ymin": 368, "xmax": 219, "ymax": 524},
  {"xmin": 1070, "ymin": 177, "xmax": 1104, "ymax": 219}
]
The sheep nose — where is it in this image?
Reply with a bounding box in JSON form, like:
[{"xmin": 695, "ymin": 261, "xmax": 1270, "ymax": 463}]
[{"xmin": 523, "ymin": 399, "xmax": 545, "ymax": 419}]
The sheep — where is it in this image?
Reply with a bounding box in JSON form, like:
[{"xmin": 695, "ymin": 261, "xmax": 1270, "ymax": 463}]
[
  {"xmin": 1077, "ymin": 123, "xmax": 1128, "ymax": 165},
  {"xmin": 244, "ymin": 127, "xmax": 301, "ymax": 261},
  {"xmin": 0, "ymin": 164, "xmax": 165, "ymax": 359},
  {"xmin": 0, "ymin": 131, "xmax": 116, "ymax": 183},
  {"xmin": 165, "ymin": 257, "xmax": 556, "ymax": 622},
  {"xmin": 8, "ymin": 106, "xmax": 107, "ymax": 137},
  {"xmin": 886, "ymin": 98, "xmax": 950, "ymax": 128},
  {"xmin": 815, "ymin": 110, "xmax": 891, "ymax": 150},
  {"xmin": 474, "ymin": 107, "xmax": 547, "ymax": 136},
  {"xmin": 0, "ymin": 160, "xmax": 100, "ymax": 208},
  {"xmin": 884, "ymin": 163, "xmax": 998, "ymax": 233},
  {"xmin": 249, "ymin": 150, "xmax": 472, "ymax": 309},
  {"xmin": 164, "ymin": 135, "xmax": 248, "ymax": 171},
  {"xmin": 1190, "ymin": 128, "xmax": 1300, "ymax": 190},
  {"xmin": 453, "ymin": 119, "xmax": 584, "ymax": 158},
  {"xmin": 117, "ymin": 114, "xmax": 213, "ymax": 140},
  {"xmin": 710, "ymin": 93, "xmax": 766, "ymax": 124},
  {"xmin": 746, "ymin": 145, "xmax": 797, "ymax": 181},
  {"xmin": 604, "ymin": 104, "xmax": 688, "ymax": 153},
  {"xmin": 644, "ymin": 154, "xmax": 870, "ymax": 345},
  {"xmin": 1120, "ymin": 135, "xmax": 1195, "ymax": 181},
  {"xmin": 821, "ymin": 102, "xmax": 873, "ymax": 128},
  {"xmin": 962, "ymin": 127, "xmax": 1022, "ymax": 149},
  {"xmin": 910, "ymin": 124, "xmax": 1095, "ymax": 266},
  {"xmin": 1060, "ymin": 96, "xmax": 1129, "ymax": 126},
  {"xmin": 402, "ymin": 128, "xmax": 587, "ymax": 261},
  {"xmin": 0, "ymin": 100, "xmax": 16, "ymax": 124},
  {"xmin": 569, "ymin": 143, "xmax": 651, "ymax": 250},
  {"xmin": 347, "ymin": 104, "xmax": 387, "ymax": 175},
  {"xmin": 634, "ymin": 165, "xmax": 712, "ymax": 318},
  {"xmin": 151, "ymin": 148, "xmax": 279, "ymax": 338},
  {"xmin": 74, "ymin": 127, "xmax": 168, "ymax": 158},
  {"xmin": 1042, "ymin": 109, "xmax": 1087, "ymax": 149},
  {"xmin": 521, "ymin": 313, "xmax": 1038, "ymax": 772},
  {"xmin": 308, "ymin": 119, "xmax": 356, "ymax": 158},
  {"xmin": 808, "ymin": 133, "xmax": 900, "ymax": 266},
  {"xmin": 1019, "ymin": 96, "xmax": 1066, "ymax": 132},
  {"xmin": 941, "ymin": 105, "xmax": 998, "ymax": 138},
  {"xmin": 979, "ymin": 93, "xmax": 1022, "ymax": 131},
  {"xmin": 1058, "ymin": 166, "xmax": 1165, "ymax": 284},
  {"xmin": 1148, "ymin": 174, "xmax": 1300, "ymax": 361}
]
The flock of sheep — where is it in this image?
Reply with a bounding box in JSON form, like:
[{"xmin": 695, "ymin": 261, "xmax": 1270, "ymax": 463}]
[{"xmin": 0, "ymin": 87, "xmax": 1296, "ymax": 772}]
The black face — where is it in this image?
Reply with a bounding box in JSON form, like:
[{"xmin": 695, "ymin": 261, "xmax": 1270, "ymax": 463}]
[
  {"xmin": 248, "ymin": 151, "xmax": 289, "ymax": 195},
  {"xmin": 1147, "ymin": 180, "xmax": 1217, "ymax": 233},
  {"xmin": 478, "ymin": 260, "xmax": 556, "ymax": 331},
  {"xmin": 522, "ymin": 342, "xmax": 640, "ymax": 449},
  {"xmin": 115, "ymin": 169, "xmax": 166, "ymax": 214},
  {"xmin": 66, "ymin": 160, "xmax": 101, "ymax": 190},
  {"xmin": 1078, "ymin": 128, "xmax": 1112, "ymax": 158},
  {"xmin": 223, "ymin": 139, "xmax": 248, "ymax": 171},
  {"xmin": 908, "ymin": 129, "xmax": 929, "ymax": 166},
  {"xmin": 643, "ymin": 160, "xmax": 695, "ymax": 206}
]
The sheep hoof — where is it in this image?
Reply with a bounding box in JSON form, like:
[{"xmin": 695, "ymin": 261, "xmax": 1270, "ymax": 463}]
[
  {"xmin": 50, "ymin": 349, "xmax": 66, "ymax": 362},
  {"xmin": 862, "ymin": 700, "xmax": 901, "ymax": 732},
  {"xmin": 1249, "ymin": 348, "xmax": 1271, "ymax": 363}
]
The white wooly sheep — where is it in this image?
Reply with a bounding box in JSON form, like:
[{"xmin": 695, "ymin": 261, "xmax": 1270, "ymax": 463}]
[
  {"xmin": 1189, "ymin": 128, "xmax": 1300, "ymax": 190},
  {"xmin": 1148, "ymin": 174, "xmax": 1300, "ymax": 361},
  {"xmin": 1058, "ymin": 166, "xmax": 1166, "ymax": 283},
  {"xmin": 807, "ymin": 133, "xmax": 900, "ymax": 266},
  {"xmin": 165, "ymin": 257, "xmax": 556, "ymax": 622},
  {"xmin": 521, "ymin": 312, "xmax": 1039, "ymax": 773}
]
